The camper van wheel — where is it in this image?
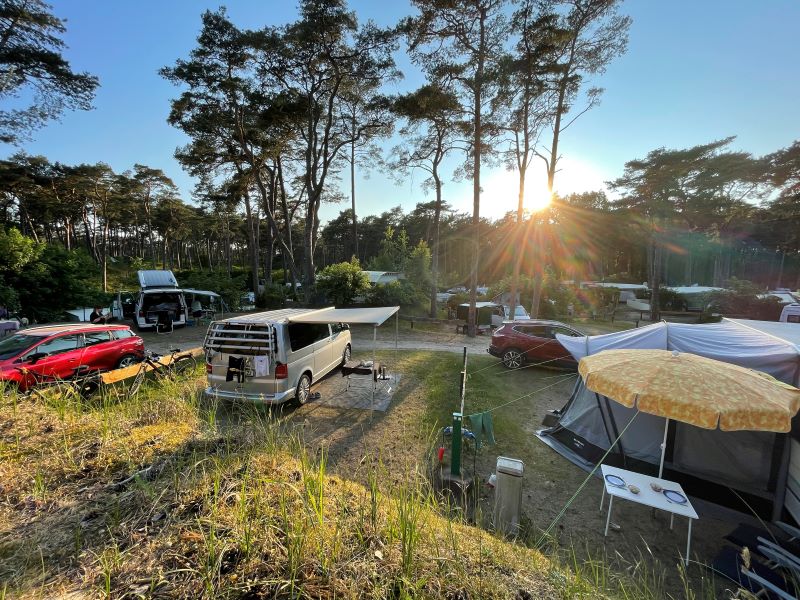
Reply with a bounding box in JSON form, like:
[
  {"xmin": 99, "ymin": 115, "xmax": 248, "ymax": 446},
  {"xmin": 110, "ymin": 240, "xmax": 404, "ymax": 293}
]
[
  {"xmin": 342, "ymin": 344, "xmax": 351, "ymax": 366},
  {"xmin": 502, "ymin": 348, "xmax": 524, "ymax": 370},
  {"xmin": 295, "ymin": 374, "xmax": 311, "ymax": 405}
]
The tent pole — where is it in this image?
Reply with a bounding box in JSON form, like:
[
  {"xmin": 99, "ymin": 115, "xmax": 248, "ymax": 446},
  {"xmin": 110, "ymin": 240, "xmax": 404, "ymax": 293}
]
[
  {"xmin": 395, "ymin": 309, "xmax": 399, "ymax": 382},
  {"xmin": 658, "ymin": 418, "xmax": 669, "ymax": 478}
]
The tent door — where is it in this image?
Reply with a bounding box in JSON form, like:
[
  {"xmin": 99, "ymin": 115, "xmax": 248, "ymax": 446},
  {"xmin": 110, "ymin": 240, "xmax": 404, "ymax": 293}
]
[{"xmin": 596, "ymin": 393, "xmax": 627, "ymax": 467}]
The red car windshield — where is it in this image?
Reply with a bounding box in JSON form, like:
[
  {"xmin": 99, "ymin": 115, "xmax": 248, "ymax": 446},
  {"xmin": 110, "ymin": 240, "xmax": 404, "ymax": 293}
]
[{"xmin": 0, "ymin": 333, "xmax": 46, "ymax": 360}]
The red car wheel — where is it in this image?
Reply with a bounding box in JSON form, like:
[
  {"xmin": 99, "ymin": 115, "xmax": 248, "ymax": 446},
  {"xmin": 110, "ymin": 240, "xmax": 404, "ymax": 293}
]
[{"xmin": 502, "ymin": 348, "xmax": 524, "ymax": 369}]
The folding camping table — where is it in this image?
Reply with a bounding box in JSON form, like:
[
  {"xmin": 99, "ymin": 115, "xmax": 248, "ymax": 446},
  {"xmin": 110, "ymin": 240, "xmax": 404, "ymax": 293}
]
[
  {"xmin": 342, "ymin": 360, "xmax": 388, "ymax": 393},
  {"xmin": 599, "ymin": 465, "xmax": 698, "ymax": 566}
]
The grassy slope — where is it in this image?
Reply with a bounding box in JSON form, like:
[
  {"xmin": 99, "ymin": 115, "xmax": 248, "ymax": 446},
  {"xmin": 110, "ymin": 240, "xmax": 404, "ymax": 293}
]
[{"xmin": 0, "ymin": 366, "xmax": 608, "ymax": 599}]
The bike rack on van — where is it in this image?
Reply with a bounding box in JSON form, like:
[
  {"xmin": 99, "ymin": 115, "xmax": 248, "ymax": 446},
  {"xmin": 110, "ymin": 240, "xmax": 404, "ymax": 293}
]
[{"xmin": 203, "ymin": 321, "xmax": 277, "ymax": 356}]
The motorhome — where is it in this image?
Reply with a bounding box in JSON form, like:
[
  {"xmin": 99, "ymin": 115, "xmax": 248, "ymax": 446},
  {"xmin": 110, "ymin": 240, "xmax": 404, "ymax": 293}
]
[
  {"xmin": 134, "ymin": 270, "xmax": 188, "ymax": 331},
  {"xmin": 203, "ymin": 308, "xmax": 351, "ymax": 405}
]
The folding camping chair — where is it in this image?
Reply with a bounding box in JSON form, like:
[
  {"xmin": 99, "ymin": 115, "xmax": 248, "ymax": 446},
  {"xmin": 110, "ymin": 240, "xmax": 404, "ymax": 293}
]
[
  {"xmin": 726, "ymin": 522, "xmax": 800, "ymax": 561},
  {"xmin": 711, "ymin": 545, "xmax": 799, "ymax": 599}
]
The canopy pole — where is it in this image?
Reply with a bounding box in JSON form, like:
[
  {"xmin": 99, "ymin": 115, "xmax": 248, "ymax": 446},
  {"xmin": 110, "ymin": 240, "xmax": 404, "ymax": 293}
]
[
  {"xmin": 372, "ymin": 324, "xmax": 377, "ymax": 414},
  {"xmin": 395, "ymin": 310, "xmax": 399, "ymax": 382},
  {"xmin": 658, "ymin": 417, "xmax": 669, "ymax": 478}
]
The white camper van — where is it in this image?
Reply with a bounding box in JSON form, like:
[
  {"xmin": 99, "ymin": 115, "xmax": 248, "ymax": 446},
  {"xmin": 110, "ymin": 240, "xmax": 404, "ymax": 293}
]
[
  {"xmin": 780, "ymin": 303, "xmax": 800, "ymax": 324},
  {"xmin": 134, "ymin": 270, "xmax": 188, "ymax": 331},
  {"xmin": 203, "ymin": 308, "xmax": 352, "ymax": 405}
]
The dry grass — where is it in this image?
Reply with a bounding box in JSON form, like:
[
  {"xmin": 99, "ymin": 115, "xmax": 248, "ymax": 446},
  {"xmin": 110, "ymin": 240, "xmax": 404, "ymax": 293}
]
[{"xmin": 0, "ymin": 371, "xmax": 600, "ymax": 599}]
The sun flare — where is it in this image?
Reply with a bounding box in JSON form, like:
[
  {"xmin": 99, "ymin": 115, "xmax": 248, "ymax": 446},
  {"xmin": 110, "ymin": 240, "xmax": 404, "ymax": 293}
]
[{"xmin": 481, "ymin": 169, "xmax": 553, "ymax": 218}]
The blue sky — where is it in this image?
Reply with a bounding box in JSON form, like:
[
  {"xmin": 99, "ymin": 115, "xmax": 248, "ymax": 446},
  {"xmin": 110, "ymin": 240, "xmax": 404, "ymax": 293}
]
[{"xmin": 8, "ymin": 1, "xmax": 800, "ymax": 222}]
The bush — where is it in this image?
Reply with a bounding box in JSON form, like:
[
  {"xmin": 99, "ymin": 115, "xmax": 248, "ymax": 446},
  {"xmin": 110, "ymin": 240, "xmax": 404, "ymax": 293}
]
[
  {"xmin": 366, "ymin": 280, "xmax": 417, "ymax": 307},
  {"xmin": 256, "ymin": 284, "xmax": 286, "ymax": 309},
  {"xmin": 316, "ymin": 258, "xmax": 370, "ymax": 305},
  {"xmin": 657, "ymin": 288, "xmax": 688, "ymax": 311},
  {"xmin": 540, "ymin": 274, "xmax": 578, "ymax": 318},
  {"xmin": 703, "ymin": 278, "xmax": 783, "ymax": 320},
  {"xmin": 12, "ymin": 245, "xmax": 106, "ymax": 322}
]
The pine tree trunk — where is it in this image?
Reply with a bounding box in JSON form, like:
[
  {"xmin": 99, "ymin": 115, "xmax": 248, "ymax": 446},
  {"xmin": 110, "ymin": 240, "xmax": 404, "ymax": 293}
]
[{"xmin": 430, "ymin": 172, "xmax": 443, "ymax": 318}]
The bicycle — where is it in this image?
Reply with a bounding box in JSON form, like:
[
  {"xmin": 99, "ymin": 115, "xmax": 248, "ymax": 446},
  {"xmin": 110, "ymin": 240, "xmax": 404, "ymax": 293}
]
[
  {"xmin": 21, "ymin": 366, "xmax": 102, "ymax": 404},
  {"xmin": 125, "ymin": 348, "xmax": 198, "ymax": 399}
]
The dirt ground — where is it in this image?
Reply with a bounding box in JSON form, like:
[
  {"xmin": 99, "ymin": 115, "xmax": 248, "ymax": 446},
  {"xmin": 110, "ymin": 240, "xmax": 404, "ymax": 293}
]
[{"xmin": 141, "ymin": 315, "xmax": 739, "ymax": 596}]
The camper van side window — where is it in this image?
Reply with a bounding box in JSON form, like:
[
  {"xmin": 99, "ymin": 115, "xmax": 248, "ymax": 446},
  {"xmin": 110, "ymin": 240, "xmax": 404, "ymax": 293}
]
[{"xmin": 288, "ymin": 323, "xmax": 330, "ymax": 351}]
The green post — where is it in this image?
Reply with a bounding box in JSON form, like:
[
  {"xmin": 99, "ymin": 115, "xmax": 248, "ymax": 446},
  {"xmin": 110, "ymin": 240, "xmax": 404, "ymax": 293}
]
[{"xmin": 451, "ymin": 412, "xmax": 462, "ymax": 477}]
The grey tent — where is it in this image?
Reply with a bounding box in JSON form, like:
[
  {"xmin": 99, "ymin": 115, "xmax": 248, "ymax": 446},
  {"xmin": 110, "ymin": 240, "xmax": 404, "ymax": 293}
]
[{"xmin": 538, "ymin": 319, "xmax": 800, "ymax": 520}]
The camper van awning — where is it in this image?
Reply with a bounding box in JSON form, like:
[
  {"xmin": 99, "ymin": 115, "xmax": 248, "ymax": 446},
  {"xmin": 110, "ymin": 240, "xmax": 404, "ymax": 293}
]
[{"xmin": 287, "ymin": 306, "xmax": 399, "ymax": 326}]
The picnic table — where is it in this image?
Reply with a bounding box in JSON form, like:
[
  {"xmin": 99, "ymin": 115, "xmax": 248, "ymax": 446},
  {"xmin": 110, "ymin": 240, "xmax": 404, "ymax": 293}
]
[
  {"xmin": 600, "ymin": 464, "xmax": 698, "ymax": 566},
  {"xmin": 0, "ymin": 320, "xmax": 19, "ymax": 337}
]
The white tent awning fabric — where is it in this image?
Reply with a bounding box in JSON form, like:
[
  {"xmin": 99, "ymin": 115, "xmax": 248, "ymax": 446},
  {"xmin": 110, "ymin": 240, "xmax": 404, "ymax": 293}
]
[
  {"xmin": 557, "ymin": 319, "xmax": 800, "ymax": 385},
  {"xmin": 287, "ymin": 306, "xmax": 399, "ymax": 326}
]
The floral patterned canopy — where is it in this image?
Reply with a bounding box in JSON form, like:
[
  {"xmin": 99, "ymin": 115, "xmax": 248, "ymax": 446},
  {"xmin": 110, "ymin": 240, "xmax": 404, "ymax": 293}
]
[{"xmin": 578, "ymin": 349, "xmax": 800, "ymax": 432}]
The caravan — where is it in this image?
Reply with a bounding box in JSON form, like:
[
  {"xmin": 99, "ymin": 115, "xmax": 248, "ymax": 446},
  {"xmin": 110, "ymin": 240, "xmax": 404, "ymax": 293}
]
[{"xmin": 134, "ymin": 270, "xmax": 188, "ymax": 331}]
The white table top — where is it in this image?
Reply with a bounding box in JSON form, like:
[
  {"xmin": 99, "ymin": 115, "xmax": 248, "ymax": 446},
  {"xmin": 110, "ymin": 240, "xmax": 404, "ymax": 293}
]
[{"xmin": 601, "ymin": 464, "xmax": 698, "ymax": 520}]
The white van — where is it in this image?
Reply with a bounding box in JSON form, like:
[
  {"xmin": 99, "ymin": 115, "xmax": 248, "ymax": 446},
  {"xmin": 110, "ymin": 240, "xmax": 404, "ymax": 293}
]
[
  {"xmin": 780, "ymin": 303, "xmax": 800, "ymax": 324},
  {"xmin": 203, "ymin": 308, "xmax": 351, "ymax": 405},
  {"xmin": 134, "ymin": 270, "xmax": 188, "ymax": 331}
]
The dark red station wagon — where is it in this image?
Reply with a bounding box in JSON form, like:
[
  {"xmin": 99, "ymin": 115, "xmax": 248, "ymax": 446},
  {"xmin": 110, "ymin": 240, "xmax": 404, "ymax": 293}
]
[
  {"xmin": 0, "ymin": 324, "xmax": 144, "ymax": 392},
  {"xmin": 488, "ymin": 320, "xmax": 583, "ymax": 369}
]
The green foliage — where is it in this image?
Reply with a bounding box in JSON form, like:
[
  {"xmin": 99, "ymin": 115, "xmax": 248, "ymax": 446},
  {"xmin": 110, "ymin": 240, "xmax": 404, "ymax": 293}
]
[
  {"xmin": 0, "ymin": 227, "xmax": 44, "ymax": 271},
  {"xmin": 366, "ymin": 280, "xmax": 417, "ymax": 307},
  {"xmin": 446, "ymin": 292, "xmax": 469, "ymax": 312},
  {"xmin": 539, "ymin": 274, "xmax": 578, "ymax": 319},
  {"xmin": 367, "ymin": 228, "xmax": 432, "ymax": 307},
  {"xmin": 316, "ymin": 258, "xmax": 370, "ymax": 306},
  {"xmin": 655, "ymin": 288, "xmax": 688, "ymax": 311},
  {"xmin": 368, "ymin": 226, "xmax": 409, "ymax": 271},
  {"xmin": 405, "ymin": 241, "xmax": 432, "ymax": 291},
  {"xmin": 13, "ymin": 245, "xmax": 107, "ymax": 322},
  {"xmin": 256, "ymin": 284, "xmax": 286, "ymax": 309},
  {"xmin": 0, "ymin": 0, "xmax": 99, "ymax": 144},
  {"xmin": 703, "ymin": 278, "xmax": 783, "ymax": 320}
]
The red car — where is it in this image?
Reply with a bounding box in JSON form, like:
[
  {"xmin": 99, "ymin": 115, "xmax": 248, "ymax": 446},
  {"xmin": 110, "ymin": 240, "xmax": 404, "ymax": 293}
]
[
  {"xmin": 488, "ymin": 320, "xmax": 583, "ymax": 369},
  {"xmin": 0, "ymin": 324, "xmax": 144, "ymax": 392}
]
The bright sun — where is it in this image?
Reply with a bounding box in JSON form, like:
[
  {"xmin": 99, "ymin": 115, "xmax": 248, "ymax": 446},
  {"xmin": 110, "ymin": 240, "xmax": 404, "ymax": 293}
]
[
  {"xmin": 481, "ymin": 169, "xmax": 552, "ymax": 218},
  {"xmin": 472, "ymin": 158, "xmax": 607, "ymax": 220}
]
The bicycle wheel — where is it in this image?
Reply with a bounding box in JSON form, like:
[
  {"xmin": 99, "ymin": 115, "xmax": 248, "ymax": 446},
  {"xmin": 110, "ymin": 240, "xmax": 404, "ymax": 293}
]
[
  {"xmin": 126, "ymin": 366, "xmax": 147, "ymax": 399},
  {"xmin": 170, "ymin": 354, "xmax": 197, "ymax": 378}
]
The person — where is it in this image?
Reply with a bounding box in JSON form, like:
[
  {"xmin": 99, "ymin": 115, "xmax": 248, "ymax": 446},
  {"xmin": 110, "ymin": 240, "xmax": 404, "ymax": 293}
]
[
  {"xmin": 0, "ymin": 305, "xmax": 8, "ymax": 319},
  {"xmin": 89, "ymin": 305, "xmax": 109, "ymax": 324},
  {"xmin": 191, "ymin": 298, "xmax": 203, "ymax": 318}
]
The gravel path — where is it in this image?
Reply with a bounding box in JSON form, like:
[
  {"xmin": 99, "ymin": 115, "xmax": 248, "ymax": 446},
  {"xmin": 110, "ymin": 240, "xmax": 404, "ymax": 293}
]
[{"xmin": 139, "ymin": 317, "xmax": 494, "ymax": 356}]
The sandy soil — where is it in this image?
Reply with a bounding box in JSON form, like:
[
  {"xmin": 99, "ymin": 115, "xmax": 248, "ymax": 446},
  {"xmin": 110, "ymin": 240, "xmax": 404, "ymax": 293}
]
[{"xmin": 139, "ymin": 315, "xmax": 737, "ymax": 596}]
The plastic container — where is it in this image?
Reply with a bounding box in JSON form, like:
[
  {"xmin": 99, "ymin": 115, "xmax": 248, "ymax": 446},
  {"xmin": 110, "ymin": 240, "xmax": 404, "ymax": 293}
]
[{"xmin": 494, "ymin": 456, "xmax": 524, "ymax": 535}]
